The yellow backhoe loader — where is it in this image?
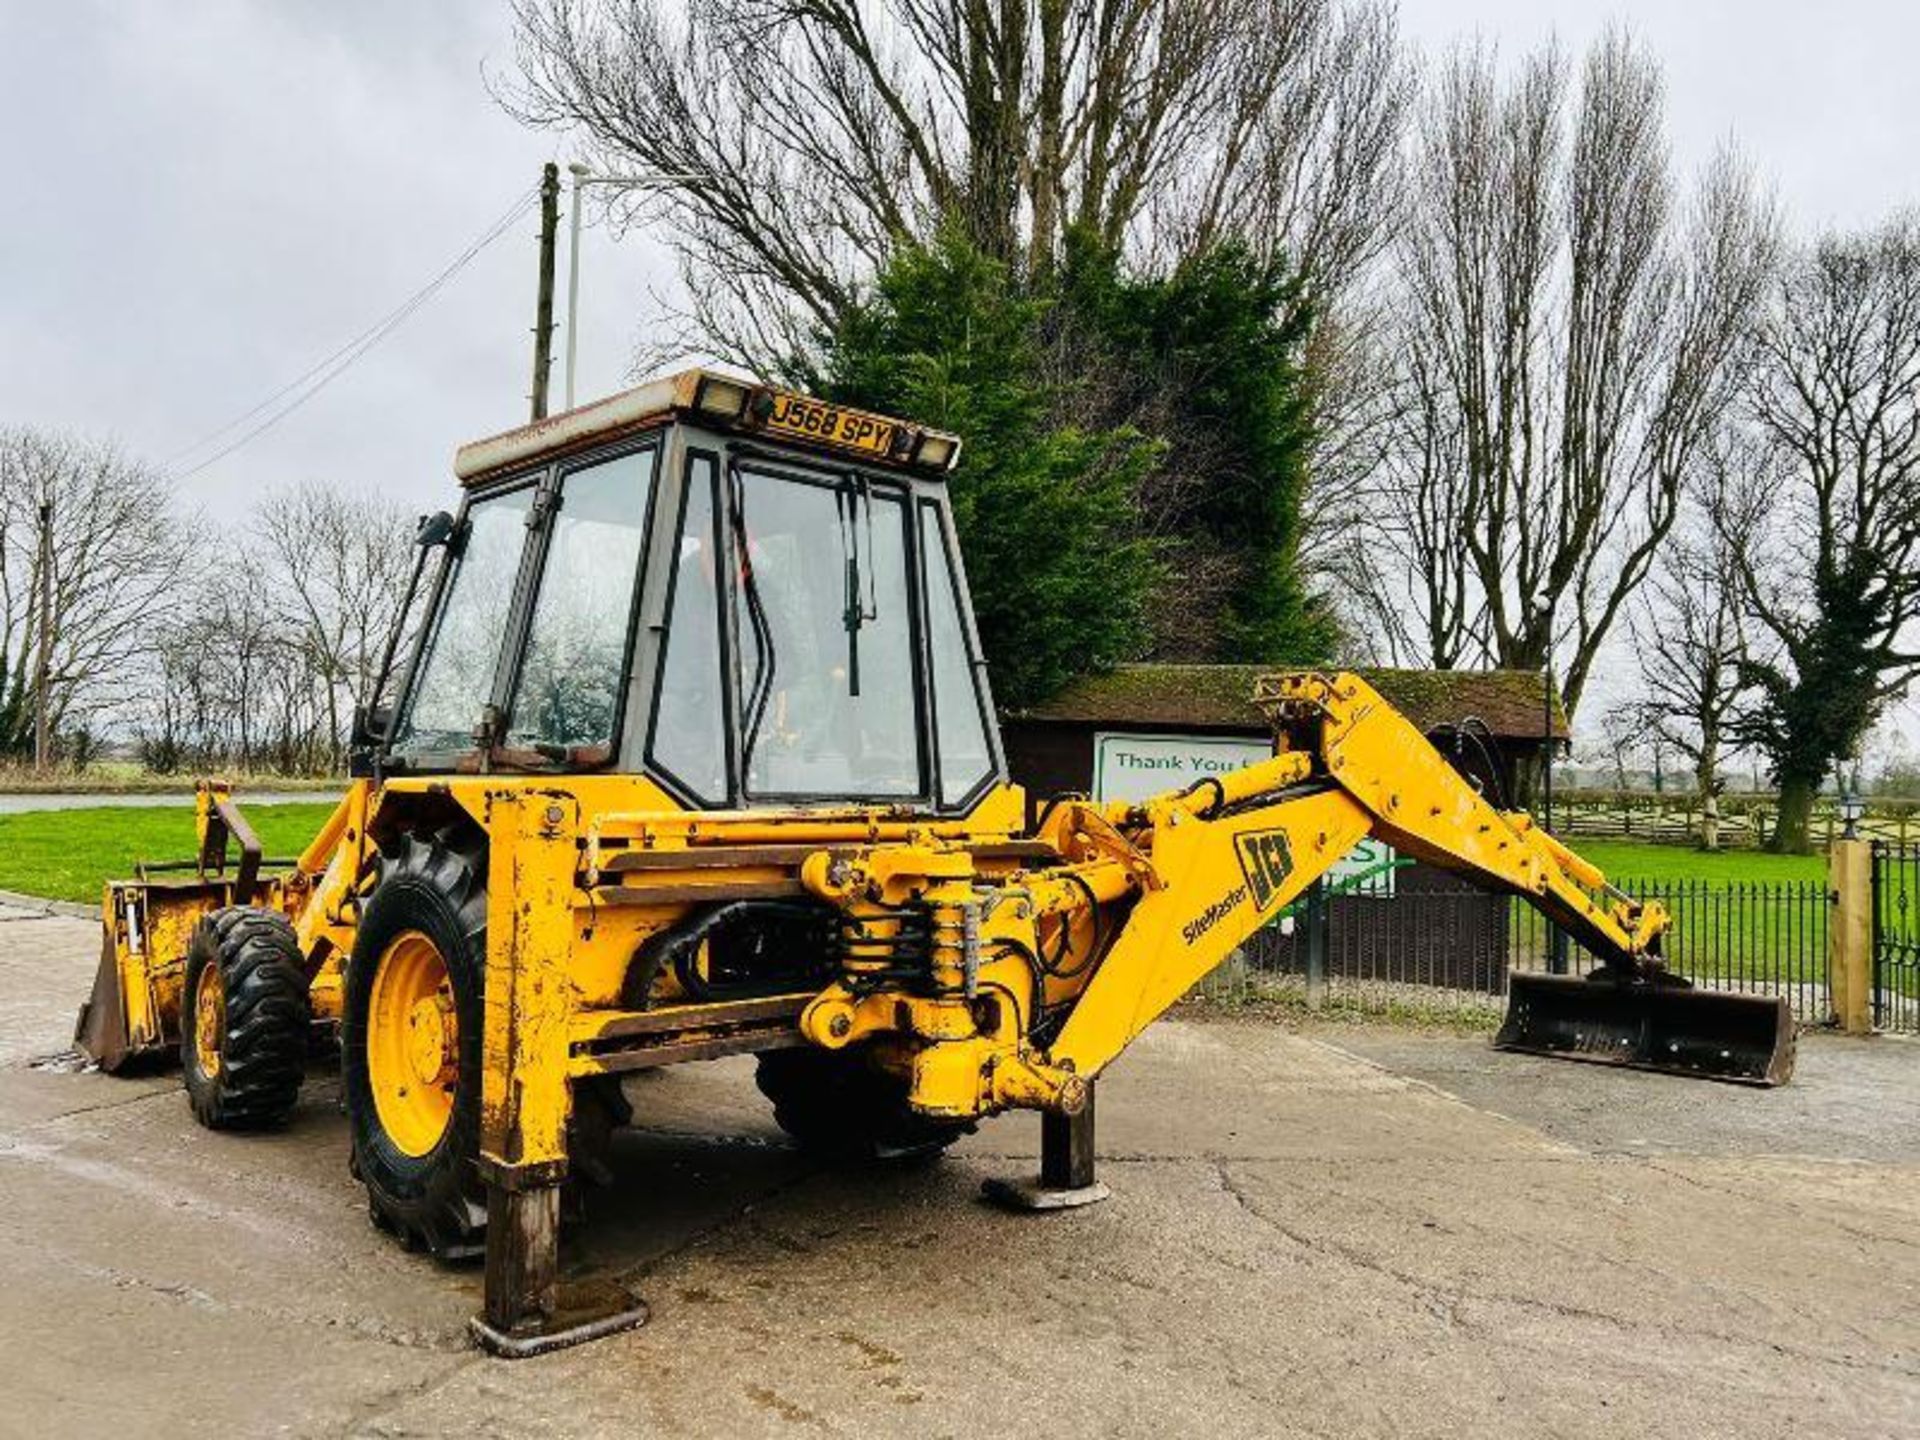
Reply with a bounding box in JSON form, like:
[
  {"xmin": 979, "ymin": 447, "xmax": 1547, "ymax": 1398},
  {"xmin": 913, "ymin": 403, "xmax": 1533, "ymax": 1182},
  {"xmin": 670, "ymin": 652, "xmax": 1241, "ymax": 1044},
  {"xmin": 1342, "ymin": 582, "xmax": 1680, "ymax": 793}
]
[{"xmin": 73, "ymin": 371, "xmax": 1794, "ymax": 1356}]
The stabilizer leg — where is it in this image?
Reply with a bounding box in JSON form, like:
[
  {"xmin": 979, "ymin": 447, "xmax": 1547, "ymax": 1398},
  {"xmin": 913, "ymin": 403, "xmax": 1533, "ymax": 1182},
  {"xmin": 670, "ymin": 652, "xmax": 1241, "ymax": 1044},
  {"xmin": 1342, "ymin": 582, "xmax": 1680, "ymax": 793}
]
[
  {"xmin": 984, "ymin": 1081, "xmax": 1111, "ymax": 1211},
  {"xmin": 468, "ymin": 1171, "xmax": 648, "ymax": 1359},
  {"xmin": 469, "ymin": 792, "xmax": 648, "ymax": 1357}
]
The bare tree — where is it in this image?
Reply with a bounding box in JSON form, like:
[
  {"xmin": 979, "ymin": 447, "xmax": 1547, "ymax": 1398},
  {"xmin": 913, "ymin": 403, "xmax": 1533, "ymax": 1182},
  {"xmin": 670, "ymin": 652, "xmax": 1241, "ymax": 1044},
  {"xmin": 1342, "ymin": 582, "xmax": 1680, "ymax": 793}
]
[
  {"xmin": 1326, "ymin": 319, "xmax": 1481, "ymax": 666},
  {"xmin": 1725, "ymin": 214, "xmax": 1920, "ymax": 852},
  {"xmin": 255, "ymin": 483, "xmax": 414, "ymax": 772},
  {"xmin": 0, "ymin": 428, "xmax": 188, "ymax": 759},
  {"xmin": 503, "ymin": 0, "xmax": 1409, "ymax": 371},
  {"xmin": 1581, "ymin": 703, "xmax": 1647, "ymax": 792},
  {"xmin": 1360, "ymin": 32, "xmax": 1777, "ymax": 715},
  {"xmin": 135, "ymin": 560, "xmax": 344, "ymax": 777},
  {"xmin": 1617, "ymin": 472, "xmax": 1757, "ymax": 843}
]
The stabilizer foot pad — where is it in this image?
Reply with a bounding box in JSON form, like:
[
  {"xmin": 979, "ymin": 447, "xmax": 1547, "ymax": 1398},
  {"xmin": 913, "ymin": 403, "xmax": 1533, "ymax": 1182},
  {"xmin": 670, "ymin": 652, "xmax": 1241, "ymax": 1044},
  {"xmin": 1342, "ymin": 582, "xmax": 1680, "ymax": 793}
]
[
  {"xmin": 981, "ymin": 1176, "xmax": 1112, "ymax": 1211},
  {"xmin": 468, "ymin": 1280, "xmax": 649, "ymax": 1359}
]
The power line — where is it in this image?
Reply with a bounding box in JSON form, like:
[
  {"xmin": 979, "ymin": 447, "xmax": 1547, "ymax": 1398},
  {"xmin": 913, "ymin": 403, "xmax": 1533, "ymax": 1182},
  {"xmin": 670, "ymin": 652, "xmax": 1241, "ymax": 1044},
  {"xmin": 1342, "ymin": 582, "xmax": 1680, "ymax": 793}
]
[{"xmin": 166, "ymin": 182, "xmax": 541, "ymax": 483}]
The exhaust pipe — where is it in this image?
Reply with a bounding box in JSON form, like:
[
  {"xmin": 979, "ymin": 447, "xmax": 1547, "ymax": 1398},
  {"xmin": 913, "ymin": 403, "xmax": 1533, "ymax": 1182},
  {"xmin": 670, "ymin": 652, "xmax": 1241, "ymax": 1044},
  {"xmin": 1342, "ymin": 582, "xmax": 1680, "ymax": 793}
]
[{"xmin": 1495, "ymin": 971, "xmax": 1796, "ymax": 1086}]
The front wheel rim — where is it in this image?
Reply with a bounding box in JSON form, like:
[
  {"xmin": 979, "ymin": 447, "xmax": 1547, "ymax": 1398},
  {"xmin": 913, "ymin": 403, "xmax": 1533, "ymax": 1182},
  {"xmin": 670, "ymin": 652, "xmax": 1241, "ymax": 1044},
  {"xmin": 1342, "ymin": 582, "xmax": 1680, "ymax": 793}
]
[
  {"xmin": 366, "ymin": 930, "xmax": 459, "ymax": 1157},
  {"xmin": 192, "ymin": 963, "xmax": 224, "ymax": 1078}
]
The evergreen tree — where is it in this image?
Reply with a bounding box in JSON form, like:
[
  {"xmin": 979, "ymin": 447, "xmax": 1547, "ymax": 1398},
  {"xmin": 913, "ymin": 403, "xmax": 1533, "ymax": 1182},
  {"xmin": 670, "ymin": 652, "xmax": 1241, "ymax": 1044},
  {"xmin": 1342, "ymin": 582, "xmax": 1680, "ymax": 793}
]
[
  {"xmin": 1060, "ymin": 236, "xmax": 1331, "ymax": 662},
  {"xmin": 812, "ymin": 229, "xmax": 1328, "ymax": 708},
  {"xmin": 816, "ymin": 231, "xmax": 1161, "ymax": 710}
]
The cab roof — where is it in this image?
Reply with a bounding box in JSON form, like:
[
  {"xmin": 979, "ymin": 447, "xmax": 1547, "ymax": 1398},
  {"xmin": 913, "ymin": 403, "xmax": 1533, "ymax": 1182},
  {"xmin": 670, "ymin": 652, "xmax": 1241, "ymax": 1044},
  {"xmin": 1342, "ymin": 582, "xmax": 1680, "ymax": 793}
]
[{"xmin": 452, "ymin": 367, "xmax": 963, "ymax": 486}]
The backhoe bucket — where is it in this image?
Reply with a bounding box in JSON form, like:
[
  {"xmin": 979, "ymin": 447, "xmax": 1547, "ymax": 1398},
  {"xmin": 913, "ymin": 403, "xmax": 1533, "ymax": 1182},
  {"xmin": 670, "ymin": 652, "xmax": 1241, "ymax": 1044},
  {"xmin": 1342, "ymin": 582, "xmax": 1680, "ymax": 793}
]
[{"xmin": 1495, "ymin": 972, "xmax": 1795, "ymax": 1086}]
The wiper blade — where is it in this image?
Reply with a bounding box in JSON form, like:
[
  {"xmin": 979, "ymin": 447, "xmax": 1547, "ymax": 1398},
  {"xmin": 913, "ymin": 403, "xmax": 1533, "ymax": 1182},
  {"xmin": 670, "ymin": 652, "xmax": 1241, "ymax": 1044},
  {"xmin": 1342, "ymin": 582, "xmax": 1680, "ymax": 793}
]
[
  {"xmin": 836, "ymin": 474, "xmax": 878, "ymax": 697},
  {"xmin": 730, "ymin": 459, "xmax": 778, "ymax": 781}
]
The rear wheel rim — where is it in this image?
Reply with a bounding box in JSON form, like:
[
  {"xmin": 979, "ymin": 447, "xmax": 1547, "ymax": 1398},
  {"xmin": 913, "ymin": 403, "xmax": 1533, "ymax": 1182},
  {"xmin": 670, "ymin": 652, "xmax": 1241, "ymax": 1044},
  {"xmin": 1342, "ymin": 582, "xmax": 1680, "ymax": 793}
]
[
  {"xmin": 192, "ymin": 963, "xmax": 224, "ymax": 1078},
  {"xmin": 367, "ymin": 930, "xmax": 458, "ymax": 1157}
]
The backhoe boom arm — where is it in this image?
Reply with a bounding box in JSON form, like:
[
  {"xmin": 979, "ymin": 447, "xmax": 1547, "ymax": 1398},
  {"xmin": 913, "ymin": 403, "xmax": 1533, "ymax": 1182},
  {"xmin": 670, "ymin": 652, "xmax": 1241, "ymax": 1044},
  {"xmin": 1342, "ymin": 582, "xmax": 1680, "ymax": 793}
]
[
  {"xmin": 792, "ymin": 670, "xmax": 1787, "ymax": 1123},
  {"xmin": 1041, "ymin": 672, "xmax": 1667, "ymax": 1082}
]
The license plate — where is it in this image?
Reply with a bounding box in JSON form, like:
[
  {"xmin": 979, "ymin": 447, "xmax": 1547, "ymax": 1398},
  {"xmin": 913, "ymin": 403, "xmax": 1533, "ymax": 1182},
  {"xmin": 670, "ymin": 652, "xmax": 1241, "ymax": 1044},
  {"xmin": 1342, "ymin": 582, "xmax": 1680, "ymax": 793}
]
[{"xmin": 762, "ymin": 392, "xmax": 897, "ymax": 457}]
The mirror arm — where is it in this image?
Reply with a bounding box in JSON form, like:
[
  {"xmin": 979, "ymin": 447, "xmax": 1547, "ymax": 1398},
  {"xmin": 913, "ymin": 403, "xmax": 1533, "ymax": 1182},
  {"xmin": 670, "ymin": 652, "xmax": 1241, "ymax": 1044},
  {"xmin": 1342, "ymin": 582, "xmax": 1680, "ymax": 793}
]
[{"xmin": 363, "ymin": 511, "xmax": 456, "ymax": 746}]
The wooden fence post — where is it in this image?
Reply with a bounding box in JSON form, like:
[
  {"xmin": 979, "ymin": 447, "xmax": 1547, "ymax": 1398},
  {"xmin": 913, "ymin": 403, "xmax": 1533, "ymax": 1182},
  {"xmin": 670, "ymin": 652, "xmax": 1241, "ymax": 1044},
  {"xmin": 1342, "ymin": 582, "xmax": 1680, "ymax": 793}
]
[{"xmin": 1827, "ymin": 840, "xmax": 1874, "ymax": 1035}]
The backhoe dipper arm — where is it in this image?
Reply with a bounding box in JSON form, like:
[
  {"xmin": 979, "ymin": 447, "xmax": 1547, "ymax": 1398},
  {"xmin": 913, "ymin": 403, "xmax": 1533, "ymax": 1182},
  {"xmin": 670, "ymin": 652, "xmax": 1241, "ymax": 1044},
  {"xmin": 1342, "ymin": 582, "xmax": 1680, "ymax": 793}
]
[{"xmin": 1042, "ymin": 672, "xmax": 1666, "ymax": 1085}]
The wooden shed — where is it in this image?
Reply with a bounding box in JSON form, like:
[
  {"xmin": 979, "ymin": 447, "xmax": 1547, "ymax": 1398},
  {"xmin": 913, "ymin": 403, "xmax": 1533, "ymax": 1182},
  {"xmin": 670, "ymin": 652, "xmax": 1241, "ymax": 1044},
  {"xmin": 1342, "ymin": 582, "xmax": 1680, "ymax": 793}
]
[{"xmin": 1000, "ymin": 663, "xmax": 1568, "ymax": 811}]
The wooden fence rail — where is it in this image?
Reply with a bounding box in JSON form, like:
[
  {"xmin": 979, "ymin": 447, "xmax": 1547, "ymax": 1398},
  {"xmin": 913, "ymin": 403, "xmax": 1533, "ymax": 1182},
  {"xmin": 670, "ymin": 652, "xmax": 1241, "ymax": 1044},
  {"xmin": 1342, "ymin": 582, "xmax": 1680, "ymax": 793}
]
[{"xmin": 1549, "ymin": 789, "xmax": 1920, "ymax": 850}]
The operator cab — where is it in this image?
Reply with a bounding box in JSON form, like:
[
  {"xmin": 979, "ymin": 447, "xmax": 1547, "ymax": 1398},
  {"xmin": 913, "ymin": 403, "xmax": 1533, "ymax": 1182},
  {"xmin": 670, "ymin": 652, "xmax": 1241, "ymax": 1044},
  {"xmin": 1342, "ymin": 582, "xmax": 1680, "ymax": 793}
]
[{"xmin": 373, "ymin": 370, "xmax": 1003, "ymax": 814}]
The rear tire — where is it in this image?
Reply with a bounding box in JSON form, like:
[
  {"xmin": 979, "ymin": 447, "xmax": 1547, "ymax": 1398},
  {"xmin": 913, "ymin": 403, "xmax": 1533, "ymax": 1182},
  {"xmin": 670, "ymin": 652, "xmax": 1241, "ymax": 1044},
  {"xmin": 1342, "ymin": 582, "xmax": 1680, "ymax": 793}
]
[
  {"xmin": 342, "ymin": 833, "xmax": 488, "ymax": 1260},
  {"xmin": 756, "ymin": 1047, "xmax": 972, "ymax": 1162},
  {"xmin": 181, "ymin": 907, "xmax": 310, "ymax": 1131}
]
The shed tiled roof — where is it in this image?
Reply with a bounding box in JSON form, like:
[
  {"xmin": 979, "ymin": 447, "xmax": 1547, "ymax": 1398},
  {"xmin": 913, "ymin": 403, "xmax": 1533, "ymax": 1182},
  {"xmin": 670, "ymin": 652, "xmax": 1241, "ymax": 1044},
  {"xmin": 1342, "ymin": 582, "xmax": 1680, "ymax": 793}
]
[{"xmin": 1008, "ymin": 664, "xmax": 1568, "ymax": 741}]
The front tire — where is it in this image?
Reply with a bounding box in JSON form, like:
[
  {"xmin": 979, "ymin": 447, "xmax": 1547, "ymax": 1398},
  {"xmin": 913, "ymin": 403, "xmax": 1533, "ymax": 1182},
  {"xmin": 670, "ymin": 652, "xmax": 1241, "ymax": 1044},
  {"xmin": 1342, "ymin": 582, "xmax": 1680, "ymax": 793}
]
[
  {"xmin": 341, "ymin": 833, "xmax": 488, "ymax": 1260},
  {"xmin": 181, "ymin": 907, "xmax": 310, "ymax": 1130}
]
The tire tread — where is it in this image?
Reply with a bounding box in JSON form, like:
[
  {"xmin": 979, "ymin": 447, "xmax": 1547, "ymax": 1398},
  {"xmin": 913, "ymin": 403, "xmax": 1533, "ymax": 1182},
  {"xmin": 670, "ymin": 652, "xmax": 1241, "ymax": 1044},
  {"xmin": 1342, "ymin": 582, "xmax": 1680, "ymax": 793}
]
[{"xmin": 182, "ymin": 906, "xmax": 310, "ymax": 1131}]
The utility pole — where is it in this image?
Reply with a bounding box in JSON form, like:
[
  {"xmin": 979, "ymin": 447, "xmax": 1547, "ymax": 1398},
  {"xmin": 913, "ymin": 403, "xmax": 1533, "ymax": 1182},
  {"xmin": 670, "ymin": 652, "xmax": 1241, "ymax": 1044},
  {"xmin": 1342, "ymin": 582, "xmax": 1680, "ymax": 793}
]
[
  {"xmin": 1542, "ymin": 663, "xmax": 1554, "ymax": 834},
  {"xmin": 564, "ymin": 163, "xmax": 590, "ymax": 411},
  {"xmin": 32, "ymin": 499, "xmax": 53, "ymax": 773},
  {"xmin": 529, "ymin": 161, "xmax": 561, "ymax": 422}
]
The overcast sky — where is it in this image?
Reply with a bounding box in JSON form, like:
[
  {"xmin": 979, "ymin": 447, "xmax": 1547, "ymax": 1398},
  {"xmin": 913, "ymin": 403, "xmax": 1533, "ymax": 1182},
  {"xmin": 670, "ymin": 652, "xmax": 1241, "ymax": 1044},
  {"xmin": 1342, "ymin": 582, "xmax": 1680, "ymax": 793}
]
[
  {"xmin": 0, "ymin": 2, "xmax": 671, "ymax": 519},
  {"xmin": 6, "ymin": 1, "xmax": 1915, "ymax": 516},
  {"xmin": 2, "ymin": 1, "xmax": 1917, "ymax": 748}
]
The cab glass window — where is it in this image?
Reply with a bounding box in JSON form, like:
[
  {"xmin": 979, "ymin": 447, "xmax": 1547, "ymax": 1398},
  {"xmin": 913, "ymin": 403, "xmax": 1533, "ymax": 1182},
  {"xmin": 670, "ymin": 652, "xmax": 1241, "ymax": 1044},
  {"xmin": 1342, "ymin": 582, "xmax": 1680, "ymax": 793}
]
[
  {"xmin": 649, "ymin": 456, "xmax": 728, "ymax": 800},
  {"xmin": 506, "ymin": 448, "xmax": 656, "ymax": 752},
  {"xmin": 734, "ymin": 467, "xmax": 919, "ymax": 798},
  {"xmin": 920, "ymin": 503, "xmax": 995, "ymax": 805},
  {"xmin": 391, "ymin": 485, "xmax": 533, "ymax": 757}
]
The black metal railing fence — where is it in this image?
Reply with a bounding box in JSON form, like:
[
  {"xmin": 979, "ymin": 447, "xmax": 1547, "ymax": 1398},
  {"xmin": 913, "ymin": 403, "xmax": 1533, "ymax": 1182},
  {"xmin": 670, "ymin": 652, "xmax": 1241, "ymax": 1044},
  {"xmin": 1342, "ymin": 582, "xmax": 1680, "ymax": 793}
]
[
  {"xmin": 1870, "ymin": 842, "xmax": 1920, "ymax": 1033},
  {"xmin": 1204, "ymin": 877, "xmax": 1835, "ymax": 1025}
]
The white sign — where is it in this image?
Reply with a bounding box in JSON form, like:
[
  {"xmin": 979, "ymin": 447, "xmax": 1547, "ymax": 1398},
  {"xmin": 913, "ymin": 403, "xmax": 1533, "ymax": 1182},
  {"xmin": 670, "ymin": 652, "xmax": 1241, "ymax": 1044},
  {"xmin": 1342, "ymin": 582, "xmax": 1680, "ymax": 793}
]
[
  {"xmin": 1092, "ymin": 732, "xmax": 1271, "ymax": 804},
  {"xmin": 1090, "ymin": 730, "xmax": 1395, "ymax": 898}
]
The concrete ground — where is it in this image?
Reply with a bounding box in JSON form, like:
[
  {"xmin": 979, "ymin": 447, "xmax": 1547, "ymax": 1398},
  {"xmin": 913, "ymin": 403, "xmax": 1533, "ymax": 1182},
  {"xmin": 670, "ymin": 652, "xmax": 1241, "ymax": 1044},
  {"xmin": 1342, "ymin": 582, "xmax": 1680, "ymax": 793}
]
[{"xmin": 2, "ymin": 903, "xmax": 1916, "ymax": 1439}]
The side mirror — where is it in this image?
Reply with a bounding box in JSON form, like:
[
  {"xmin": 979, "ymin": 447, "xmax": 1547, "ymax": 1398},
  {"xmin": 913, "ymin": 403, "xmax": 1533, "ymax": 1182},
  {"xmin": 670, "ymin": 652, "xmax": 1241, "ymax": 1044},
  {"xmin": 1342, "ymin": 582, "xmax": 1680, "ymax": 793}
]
[
  {"xmin": 351, "ymin": 703, "xmax": 394, "ymax": 748},
  {"xmin": 348, "ymin": 703, "xmax": 394, "ymax": 778},
  {"xmin": 416, "ymin": 510, "xmax": 455, "ymax": 548}
]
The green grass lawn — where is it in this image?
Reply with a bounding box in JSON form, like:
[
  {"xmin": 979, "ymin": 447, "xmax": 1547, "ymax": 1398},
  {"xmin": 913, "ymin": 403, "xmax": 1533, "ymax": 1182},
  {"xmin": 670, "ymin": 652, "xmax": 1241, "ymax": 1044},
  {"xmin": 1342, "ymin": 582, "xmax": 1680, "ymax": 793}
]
[
  {"xmin": 1566, "ymin": 838, "xmax": 1825, "ymax": 885},
  {"xmin": 0, "ymin": 811, "xmax": 1829, "ymax": 908},
  {"xmin": 0, "ymin": 802, "xmax": 340, "ymax": 904},
  {"xmin": 1517, "ymin": 839, "xmax": 1833, "ymax": 992}
]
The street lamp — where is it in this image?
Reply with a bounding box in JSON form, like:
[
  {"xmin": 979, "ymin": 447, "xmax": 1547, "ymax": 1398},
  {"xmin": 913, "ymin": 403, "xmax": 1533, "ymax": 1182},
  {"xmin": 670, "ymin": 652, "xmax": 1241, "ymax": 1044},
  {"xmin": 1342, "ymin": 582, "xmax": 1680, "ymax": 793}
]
[
  {"xmin": 564, "ymin": 164, "xmax": 701, "ymax": 410},
  {"xmin": 1840, "ymin": 790, "xmax": 1865, "ymax": 841}
]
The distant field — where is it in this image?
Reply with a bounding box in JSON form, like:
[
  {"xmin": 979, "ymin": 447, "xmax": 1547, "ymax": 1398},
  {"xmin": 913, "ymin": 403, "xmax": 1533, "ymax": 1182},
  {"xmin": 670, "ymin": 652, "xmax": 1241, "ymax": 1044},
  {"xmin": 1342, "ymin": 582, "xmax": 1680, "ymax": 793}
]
[
  {"xmin": 0, "ymin": 803, "xmax": 339, "ymax": 904},
  {"xmin": 0, "ymin": 761, "xmax": 341, "ymax": 795}
]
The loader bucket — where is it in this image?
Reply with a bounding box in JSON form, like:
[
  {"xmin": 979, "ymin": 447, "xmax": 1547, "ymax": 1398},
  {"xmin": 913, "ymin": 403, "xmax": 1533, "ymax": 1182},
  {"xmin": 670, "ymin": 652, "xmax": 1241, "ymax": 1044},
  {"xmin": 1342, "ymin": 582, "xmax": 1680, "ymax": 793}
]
[
  {"xmin": 1495, "ymin": 972, "xmax": 1795, "ymax": 1086},
  {"xmin": 74, "ymin": 925, "xmax": 138, "ymax": 1073},
  {"xmin": 76, "ymin": 878, "xmax": 234, "ymax": 1073}
]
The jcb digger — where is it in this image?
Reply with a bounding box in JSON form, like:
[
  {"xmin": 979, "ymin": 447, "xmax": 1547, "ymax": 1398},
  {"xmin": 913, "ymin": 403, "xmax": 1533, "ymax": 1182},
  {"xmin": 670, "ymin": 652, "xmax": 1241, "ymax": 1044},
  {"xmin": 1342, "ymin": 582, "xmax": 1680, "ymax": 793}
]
[{"xmin": 74, "ymin": 370, "xmax": 1794, "ymax": 1356}]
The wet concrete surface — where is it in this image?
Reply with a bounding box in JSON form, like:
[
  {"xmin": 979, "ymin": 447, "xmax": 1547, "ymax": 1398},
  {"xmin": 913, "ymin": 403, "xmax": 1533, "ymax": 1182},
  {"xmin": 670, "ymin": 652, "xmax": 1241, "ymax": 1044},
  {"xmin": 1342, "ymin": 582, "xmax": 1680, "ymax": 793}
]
[
  {"xmin": 1, "ymin": 906, "xmax": 1916, "ymax": 1438},
  {"xmin": 1331, "ymin": 1023, "xmax": 1920, "ymax": 1164}
]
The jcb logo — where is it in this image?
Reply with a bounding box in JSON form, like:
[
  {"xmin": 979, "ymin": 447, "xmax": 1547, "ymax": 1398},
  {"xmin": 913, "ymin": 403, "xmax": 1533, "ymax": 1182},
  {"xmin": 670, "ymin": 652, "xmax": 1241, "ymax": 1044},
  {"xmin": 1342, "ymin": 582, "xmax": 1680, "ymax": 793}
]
[{"xmin": 1235, "ymin": 829, "xmax": 1295, "ymax": 911}]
